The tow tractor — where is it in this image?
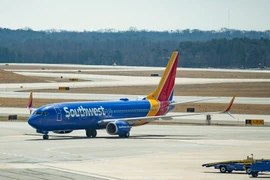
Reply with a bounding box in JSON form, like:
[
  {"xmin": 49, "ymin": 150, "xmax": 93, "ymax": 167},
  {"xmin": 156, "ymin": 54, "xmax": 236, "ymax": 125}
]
[
  {"xmin": 248, "ymin": 160, "xmax": 270, "ymax": 177},
  {"xmin": 202, "ymin": 155, "xmax": 256, "ymax": 174}
]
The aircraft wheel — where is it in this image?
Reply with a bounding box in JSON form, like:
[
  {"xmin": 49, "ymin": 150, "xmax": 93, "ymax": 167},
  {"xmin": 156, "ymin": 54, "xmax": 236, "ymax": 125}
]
[
  {"xmin": 219, "ymin": 166, "xmax": 227, "ymax": 173},
  {"xmin": 43, "ymin": 134, "xmax": 49, "ymax": 140},
  {"xmin": 251, "ymin": 172, "xmax": 258, "ymax": 177},
  {"xmin": 86, "ymin": 129, "xmax": 97, "ymax": 138},
  {"xmin": 86, "ymin": 129, "xmax": 91, "ymax": 137},
  {"xmin": 119, "ymin": 132, "xmax": 130, "ymax": 138},
  {"xmin": 246, "ymin": 167, "xmax": 251, "ymax": 174},
  {"xmin": 92, "ymin": 130, "xmax": 97, "ymax": 137},
  {"xmin": 124, "ymin": 132, "xmax": 130, "ymax": 138}
]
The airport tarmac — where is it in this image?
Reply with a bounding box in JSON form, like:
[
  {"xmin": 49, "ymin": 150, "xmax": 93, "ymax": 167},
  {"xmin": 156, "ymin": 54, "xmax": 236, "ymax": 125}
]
[
  {"xmin": 1, "ymin": 63, "xmax": 270, "ymax": 179},
  {"xmin": 2, "ymin": 63, "xmax": 270, "ymax": 73},
  {"xmin": 2, "ymin": 72, "xmax": 270, "ymax": 92},
  {"xmin": 0, "ymin": 122, "xmax": 269, "ymax": 180}
]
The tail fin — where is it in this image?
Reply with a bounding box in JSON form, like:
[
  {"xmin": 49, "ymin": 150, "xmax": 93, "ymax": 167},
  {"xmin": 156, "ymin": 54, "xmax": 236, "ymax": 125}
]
[
  {"xmin": 147, "ymin": 51, "xmax": 179, "ymax": 101},
  {"xmin": 27, "ymin": 92, "xmax": 33, "ymax": 114}
]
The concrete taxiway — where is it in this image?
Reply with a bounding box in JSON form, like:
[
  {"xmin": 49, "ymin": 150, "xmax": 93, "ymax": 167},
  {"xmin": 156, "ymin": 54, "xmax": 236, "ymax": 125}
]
[
  {"xmin": 1, "ymin": 64, "xmax": 270, "ymax": 179},
  {"xmin": 0, "ymin": 122, "xmax": 269, "ymax": 180},
  {"xmin": 2, "ymin": 73, "xmax": 270, "ymax": 92},
  {"xmin": 1, "ymin": 92, "xmax": 270, "ymax": 104},
  {"xmin": 2, "ymin": 63, "xmax": 270, "ymax": 73}
]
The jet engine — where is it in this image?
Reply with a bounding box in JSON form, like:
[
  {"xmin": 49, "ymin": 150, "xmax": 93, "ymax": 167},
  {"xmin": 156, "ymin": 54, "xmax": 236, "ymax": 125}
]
[
  {"xmin": 53, "ymin": 130, "xmax": 73, "ymax": 134},
  {"xmin": 106, "ymin": 121, "xmax": 131, "ymax": 137}
]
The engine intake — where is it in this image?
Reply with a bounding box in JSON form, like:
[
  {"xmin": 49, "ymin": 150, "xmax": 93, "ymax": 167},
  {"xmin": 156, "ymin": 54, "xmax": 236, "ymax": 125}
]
[{"xmin": 106, "ymin": 121, "xmax": 131, "ymax": 135}]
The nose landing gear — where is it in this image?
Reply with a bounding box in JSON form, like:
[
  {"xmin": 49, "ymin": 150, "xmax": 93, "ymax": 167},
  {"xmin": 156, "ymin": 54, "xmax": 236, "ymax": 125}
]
[
  {"xmin": 43, "ymin": 134, "xmax": 49, "ymax": 140},
  {"xmin": 36, "ymin": 129, "xmax": 49, "ymax": 140}
]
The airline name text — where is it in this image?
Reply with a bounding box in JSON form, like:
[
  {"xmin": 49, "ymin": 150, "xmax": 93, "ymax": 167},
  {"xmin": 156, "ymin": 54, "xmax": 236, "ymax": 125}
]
[
  {"xmin": 63, "ymin": 106, "xmax": 106, "ymax": 118},
  {"xmin": 118, "ymin": 125, "xmax": 130, "ymax": 129}
]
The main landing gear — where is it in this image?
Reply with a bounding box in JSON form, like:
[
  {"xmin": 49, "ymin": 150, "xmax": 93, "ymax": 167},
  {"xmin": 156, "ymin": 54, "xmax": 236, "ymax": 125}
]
[
  {"xmin": 43, "ymin": 134, "xmax": 49, "ymax": 140},
  {"xmin": 86, "ymin": 129, "xmax": 97, "ymax": 138},
  {"xmin": 119, "ymin": 132, "xmax": 130, "ymax": 138}
]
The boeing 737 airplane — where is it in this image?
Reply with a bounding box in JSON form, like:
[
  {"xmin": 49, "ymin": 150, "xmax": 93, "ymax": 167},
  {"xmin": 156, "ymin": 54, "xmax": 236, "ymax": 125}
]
[{"xmin": 28, "ymin": 51, "xmax": 236, "ymax": 140}]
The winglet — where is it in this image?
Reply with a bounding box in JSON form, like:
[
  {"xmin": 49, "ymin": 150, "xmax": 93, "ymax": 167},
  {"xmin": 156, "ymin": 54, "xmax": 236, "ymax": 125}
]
[
  {"xmin": 223, "ymin": 95, "xmax": 236, "ymax": 118},
  {"xmin": 223, "ymin": 95, "xmax": 236, "ymax": 113},
  {"xmin": 27, "ymin": 92, "xmax": 33, "ymax": 114}
]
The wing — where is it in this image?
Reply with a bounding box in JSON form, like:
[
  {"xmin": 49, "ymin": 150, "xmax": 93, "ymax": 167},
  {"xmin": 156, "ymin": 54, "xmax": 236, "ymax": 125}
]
[
  {"xmin": 169, "ymin": 97, "xmax": 219, "ymax": 106},
  {"xmin": 99, "ymin": 112, "xmax": 206, "ymax": 125},
  {"xmin": 98, "ymin": 95, "xmax": 236, "ymax": 126}
]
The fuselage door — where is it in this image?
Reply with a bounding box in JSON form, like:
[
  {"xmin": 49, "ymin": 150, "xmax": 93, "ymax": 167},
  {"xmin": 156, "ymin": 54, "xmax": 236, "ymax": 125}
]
[{"xmin": 54, "ymin": 107, "xmax": 62, "ymax": 121}]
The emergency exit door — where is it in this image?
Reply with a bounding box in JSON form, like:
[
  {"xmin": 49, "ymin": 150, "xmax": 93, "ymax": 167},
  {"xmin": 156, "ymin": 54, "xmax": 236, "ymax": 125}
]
[{"xmin": 54, "ymin": 108, "xmax": 62, "ymax": 121}]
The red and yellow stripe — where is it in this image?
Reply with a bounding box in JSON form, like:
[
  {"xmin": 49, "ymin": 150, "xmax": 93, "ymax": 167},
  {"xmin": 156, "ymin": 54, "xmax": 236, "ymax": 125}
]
[
  {"xmin": 146, "ymin": 51, "xmax": 179, "ymax": 101},
  {"xmin": 133, "ymin": 52, "xmax": 179, "ymax": 126}
]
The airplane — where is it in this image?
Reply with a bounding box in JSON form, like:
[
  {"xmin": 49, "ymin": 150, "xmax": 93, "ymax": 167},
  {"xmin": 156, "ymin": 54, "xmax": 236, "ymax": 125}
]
[{"xmin": 28, "ymin": 51, "xmax": 236, "ymax": 140}]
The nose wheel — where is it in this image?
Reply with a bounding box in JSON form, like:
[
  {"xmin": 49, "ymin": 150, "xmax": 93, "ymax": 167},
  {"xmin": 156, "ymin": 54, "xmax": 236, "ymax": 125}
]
[
  {"xmin": 86, "ymin": 129, "xmax": 97, "ymax": 138},
  {"xmin": 43, "ymin": 134, "xmax": 49, "ymax": 140}
]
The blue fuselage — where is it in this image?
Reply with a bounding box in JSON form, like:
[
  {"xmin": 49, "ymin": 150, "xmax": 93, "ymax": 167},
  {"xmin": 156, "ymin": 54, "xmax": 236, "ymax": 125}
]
[{"xmin": 28, "ymin": 99, "xmax": 172, "ymax": 131}]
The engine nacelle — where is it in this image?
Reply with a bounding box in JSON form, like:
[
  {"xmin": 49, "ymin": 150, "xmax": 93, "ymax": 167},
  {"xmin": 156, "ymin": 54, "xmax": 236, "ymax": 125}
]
[
  {"xmin": 106, "ymin": 121, "xmax": 131, "ymax": 135},
  {"xmin": 53, "ymin": 130, "xmax": 73, "ymax": 134}
]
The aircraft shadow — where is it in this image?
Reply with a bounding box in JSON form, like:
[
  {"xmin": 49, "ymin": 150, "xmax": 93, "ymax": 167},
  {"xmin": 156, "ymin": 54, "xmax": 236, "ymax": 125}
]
[
  {"xmin": 128, "ymin": 134, "xmax": 204, "ymax": 140},
  {"xmin": 24, "ymin": 133, "xmax": 204, "ymax": 141}
]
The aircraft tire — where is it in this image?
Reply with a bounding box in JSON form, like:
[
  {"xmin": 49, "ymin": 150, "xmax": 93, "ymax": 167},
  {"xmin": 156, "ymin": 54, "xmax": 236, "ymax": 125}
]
[
  {"xmin": 251, "ymin": 172, "xmax": 258, "ymax": 177},
  {"xmin": 86, "ymin": 129, "xmax": 92, "ymax": 138},
  {"xmin": 119, "ymin": 132, "xmax": 130, "ymax": 138},
  {"xmin": 124, "ymin": 132, "xmax": 130, "ymax": 138},
  {"xmin": 43, "ymin": 134, "xmax": 49, "ymax": 140},
  {"xmin": 246, "ymin": 167, "xmax": 251, "ymax": 174},
  {"xmin": 92, "ymin": 130, "xmax": 97, "ymax": 137},
  {"xmin": 219, "ymin": 166, "xmax": 227, "ymax": 173},
  {"xmin": 86, "ymin": 129, "xmax": 97, "ymax": 138}
]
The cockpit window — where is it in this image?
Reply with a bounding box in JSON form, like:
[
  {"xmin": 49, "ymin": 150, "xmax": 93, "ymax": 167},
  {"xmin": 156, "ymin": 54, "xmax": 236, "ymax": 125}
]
[
  {"xmin": 33, "ymin": 111, "xmax": 49, "ymax": 116},
  {"xmin": 34, "ymin": 111, "xmax": 42, "ymax": 115}
]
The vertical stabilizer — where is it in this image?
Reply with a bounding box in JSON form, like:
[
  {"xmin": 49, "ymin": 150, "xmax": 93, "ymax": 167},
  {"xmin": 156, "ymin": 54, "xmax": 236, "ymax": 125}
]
[{"xmin": 147, "ymin": 51, "xmax": 179, "ymax": 101}]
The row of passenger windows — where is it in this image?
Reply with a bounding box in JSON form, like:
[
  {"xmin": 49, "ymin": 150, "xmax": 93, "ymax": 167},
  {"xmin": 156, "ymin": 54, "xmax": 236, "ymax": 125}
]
[
  {"xmin": 32, "ymin": 109, "xmax": 157, "ymax": 116},
  {"xmin": 113, "ymin": 109, "xmax": 156, "ymax": 113}
]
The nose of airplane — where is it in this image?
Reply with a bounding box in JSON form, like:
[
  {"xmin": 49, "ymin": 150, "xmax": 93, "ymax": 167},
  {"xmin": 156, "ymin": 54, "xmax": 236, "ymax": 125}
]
[{"xmin": 28, "ymin": 116, "xmax": 38, "ymax": 129}]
